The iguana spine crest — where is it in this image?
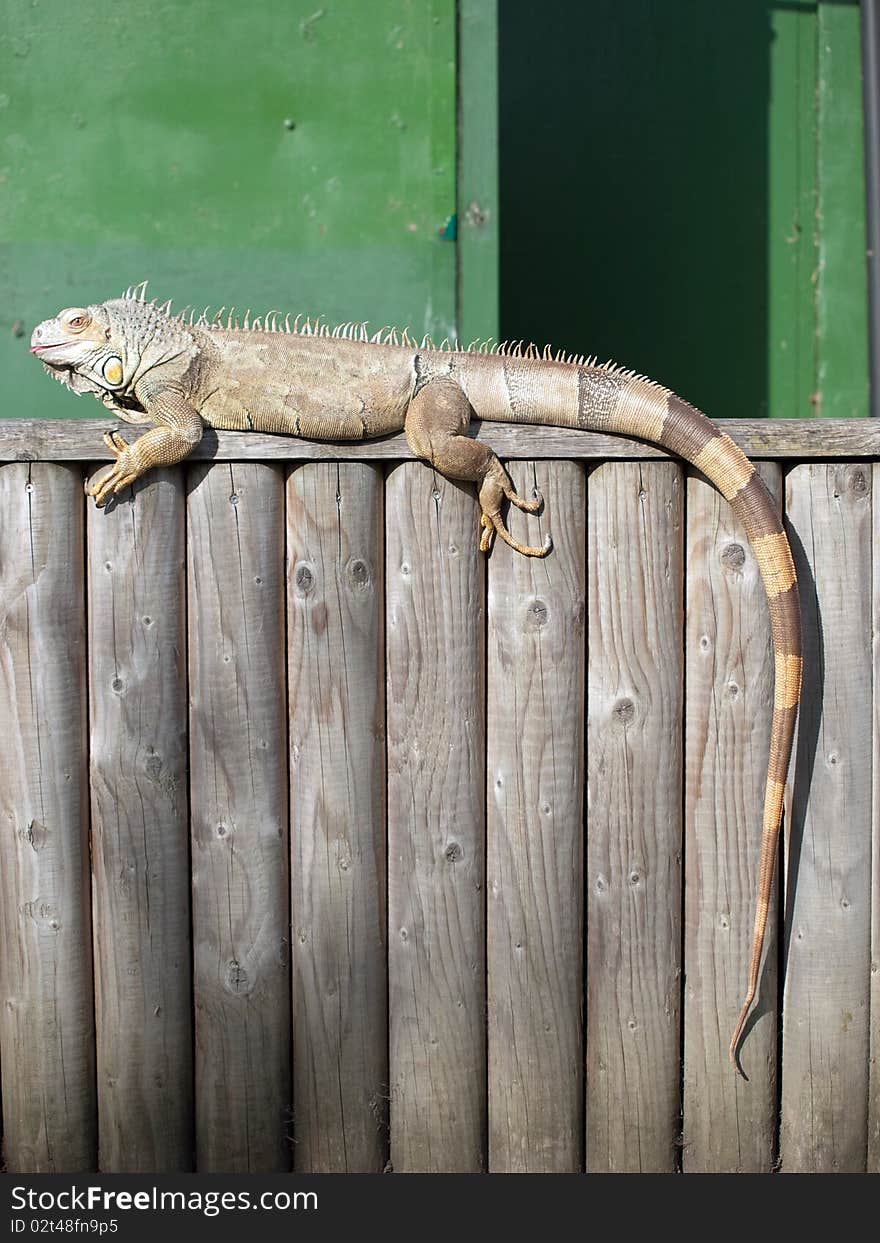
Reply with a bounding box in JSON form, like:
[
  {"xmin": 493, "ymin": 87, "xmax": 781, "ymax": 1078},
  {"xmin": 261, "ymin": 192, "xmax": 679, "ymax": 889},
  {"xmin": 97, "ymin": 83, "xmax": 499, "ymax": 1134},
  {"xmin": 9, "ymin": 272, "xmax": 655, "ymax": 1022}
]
[{"xmin": 120, "ymin": 282, "xmax": 664, "ymax": 371}]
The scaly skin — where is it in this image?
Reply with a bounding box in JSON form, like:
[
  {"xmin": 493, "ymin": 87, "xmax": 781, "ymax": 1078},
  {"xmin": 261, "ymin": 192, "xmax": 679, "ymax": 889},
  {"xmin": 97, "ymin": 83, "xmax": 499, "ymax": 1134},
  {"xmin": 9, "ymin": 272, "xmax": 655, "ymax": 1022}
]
[{"xmin": 31, "ymin": 284, "xmax": 802, "ymax": 1073}]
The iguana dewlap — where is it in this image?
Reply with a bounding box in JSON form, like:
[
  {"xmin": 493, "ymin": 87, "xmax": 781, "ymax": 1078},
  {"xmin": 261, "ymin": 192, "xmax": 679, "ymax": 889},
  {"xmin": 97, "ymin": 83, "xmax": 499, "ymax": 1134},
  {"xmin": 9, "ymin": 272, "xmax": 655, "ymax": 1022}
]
[{"xmin": 30, "ymin": 284, "xmax": 802, "ymax": 1073}]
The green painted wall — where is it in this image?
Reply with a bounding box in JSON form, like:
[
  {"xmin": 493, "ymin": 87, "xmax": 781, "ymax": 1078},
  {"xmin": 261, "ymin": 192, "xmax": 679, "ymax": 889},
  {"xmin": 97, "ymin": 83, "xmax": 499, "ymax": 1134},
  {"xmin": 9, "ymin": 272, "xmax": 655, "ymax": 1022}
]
[
  {"xmin": 4, "ymin": 1, "xmax": 866, "ymax": 425},
  {"xmin": 1, "ymin": 0, "xmax": 458, "ymax": 418},
  {"xmin": 499, "ymin": 0, "xmax": 868, "ymax": 420}
]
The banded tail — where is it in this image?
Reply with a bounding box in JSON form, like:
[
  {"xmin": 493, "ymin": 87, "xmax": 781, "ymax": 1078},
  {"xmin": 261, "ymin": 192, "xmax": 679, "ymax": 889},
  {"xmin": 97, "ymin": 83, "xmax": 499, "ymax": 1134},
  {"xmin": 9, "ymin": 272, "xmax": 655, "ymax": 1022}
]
[
  {"xmin": 468, "ymin": 355, "xmax": 802, "ymax": 1071},
  {"xmin": 583, "ymin": 369, "xmax": 802, "ymax": 1072}
]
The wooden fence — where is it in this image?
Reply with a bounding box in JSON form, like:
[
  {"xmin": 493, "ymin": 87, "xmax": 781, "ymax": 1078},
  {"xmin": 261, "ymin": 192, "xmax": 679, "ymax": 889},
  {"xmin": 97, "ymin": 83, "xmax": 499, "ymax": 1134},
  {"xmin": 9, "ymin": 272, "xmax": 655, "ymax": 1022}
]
[{"xmin": 0, "ymin": 418, "xmax": 877, "ymax": 1175}]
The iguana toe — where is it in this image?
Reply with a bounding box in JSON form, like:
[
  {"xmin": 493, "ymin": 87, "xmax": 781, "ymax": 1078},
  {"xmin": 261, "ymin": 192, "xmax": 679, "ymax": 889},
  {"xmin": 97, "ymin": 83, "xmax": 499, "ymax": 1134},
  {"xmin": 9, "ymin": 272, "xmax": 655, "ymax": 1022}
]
[
  {"xmin": 505, "ymin": 485, "xmax": 543, "ymax": 515},
  {"xmin": 103, "ymin": 430, "xmax": 130, "ymax": 457},
  {"xmin": 87, "ymin": 459, "xmax": 137, "ymax": 505},
  {"xmin": 480, "ymin": 508, "xmax": 552, "ymax": 558}
]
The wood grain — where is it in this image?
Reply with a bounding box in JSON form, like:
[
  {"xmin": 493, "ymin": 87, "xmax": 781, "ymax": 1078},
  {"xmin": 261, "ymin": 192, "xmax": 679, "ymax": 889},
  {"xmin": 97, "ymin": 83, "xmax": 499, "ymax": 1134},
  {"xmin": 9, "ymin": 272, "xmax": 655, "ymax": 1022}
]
[
  {"xmin": 780, "ymin": 462, "xmax": 872, "ymax": 1172},
  {"xmin": 487, "ymin": 460, "xmax": 586, "ymax": 1172},
  {"xmin": 682, "ymin": 463, "xmax": 781, "ymax": 1172},
  {"xmin": 586, "ymin": 461, "xmax": 683, "ymax": 1172},
  {"xmin": 187, "ymin": 462, "xmax": 291, "ymax": 1172},
  {"xmin": 0, "ymin": 463, "xmax": 95, "ymax": 1171},
  {"xmin": 386, "ymin": 463, "xmax": 487, "ymax": 1172},
  {"xmin": 3, "ymin": 417, "xmax": 880, "ymax": 463},
  {"xmin": 86, "ymin": 467, "xmax": 193, "ymax": 1171},
  {"xmin": 287, "ymin": 463, "xmax": 387, "ymax": 1172}
]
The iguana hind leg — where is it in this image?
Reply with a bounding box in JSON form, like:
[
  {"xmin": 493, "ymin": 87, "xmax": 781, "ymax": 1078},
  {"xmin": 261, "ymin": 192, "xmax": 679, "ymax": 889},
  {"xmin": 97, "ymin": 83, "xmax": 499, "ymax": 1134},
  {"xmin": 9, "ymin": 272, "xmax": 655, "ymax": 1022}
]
[{"xmin": 404, "ymin": 376, "xmax": 550, "ymax": 557}]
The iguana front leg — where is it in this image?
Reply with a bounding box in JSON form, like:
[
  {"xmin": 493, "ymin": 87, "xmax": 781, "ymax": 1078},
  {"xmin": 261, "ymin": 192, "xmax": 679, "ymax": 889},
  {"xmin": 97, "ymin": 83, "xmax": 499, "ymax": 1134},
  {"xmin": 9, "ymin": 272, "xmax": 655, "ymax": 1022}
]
[
  {"xmin": 404, "ymin": 376, "xmax": 551, "ymax": 557},
  {"xmin": 86, "ymin": 388, "xmax": 203, "ymax": 506}
]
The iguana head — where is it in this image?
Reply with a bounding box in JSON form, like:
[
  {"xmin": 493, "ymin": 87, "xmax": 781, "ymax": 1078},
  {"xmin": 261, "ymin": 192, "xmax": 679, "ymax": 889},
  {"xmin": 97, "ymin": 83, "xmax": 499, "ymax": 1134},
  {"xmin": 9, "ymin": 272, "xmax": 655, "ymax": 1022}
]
[
  {"xmin": 30, "ymin": 286, "xmax": 198, "ymax": 412},
  {"xmin": 30, "ymin": 303, "xmax": 121, "ymax": 400}
]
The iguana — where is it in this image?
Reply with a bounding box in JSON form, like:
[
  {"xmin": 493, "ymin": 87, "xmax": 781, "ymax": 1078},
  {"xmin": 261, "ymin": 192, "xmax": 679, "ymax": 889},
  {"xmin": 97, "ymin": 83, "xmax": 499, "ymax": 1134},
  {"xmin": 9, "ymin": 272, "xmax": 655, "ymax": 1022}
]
[{"xmin": 30, "ymin": 283, "xmax": 801, "ymax": 1073}]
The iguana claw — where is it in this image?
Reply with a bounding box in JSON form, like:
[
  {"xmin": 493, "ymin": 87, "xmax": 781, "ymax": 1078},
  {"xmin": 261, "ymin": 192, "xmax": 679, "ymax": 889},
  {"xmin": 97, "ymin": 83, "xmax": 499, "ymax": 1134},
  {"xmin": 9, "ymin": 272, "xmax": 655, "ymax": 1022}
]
[{"xmin": 85, "ymin": 431, "xmax": 138, "ymax": 506}]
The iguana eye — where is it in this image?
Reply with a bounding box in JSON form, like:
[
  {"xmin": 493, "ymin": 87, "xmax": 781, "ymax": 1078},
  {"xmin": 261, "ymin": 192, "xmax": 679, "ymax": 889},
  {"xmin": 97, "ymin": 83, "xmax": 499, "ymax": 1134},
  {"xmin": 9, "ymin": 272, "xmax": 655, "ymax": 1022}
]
[
  {"xmin": 102, "ymin": 356, "xmax": 123, "ymax": 385},
  {"xmin": 63, "ymin": 309, "xmax": 91, "ymax": 332}
]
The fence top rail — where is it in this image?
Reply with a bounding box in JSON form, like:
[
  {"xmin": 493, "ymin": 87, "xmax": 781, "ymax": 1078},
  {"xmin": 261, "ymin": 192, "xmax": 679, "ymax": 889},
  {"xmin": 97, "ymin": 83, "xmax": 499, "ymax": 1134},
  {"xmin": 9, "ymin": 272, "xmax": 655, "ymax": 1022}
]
[{"xmin": 0, "ymin": 417, "xmax": 877, "ymax": 464}]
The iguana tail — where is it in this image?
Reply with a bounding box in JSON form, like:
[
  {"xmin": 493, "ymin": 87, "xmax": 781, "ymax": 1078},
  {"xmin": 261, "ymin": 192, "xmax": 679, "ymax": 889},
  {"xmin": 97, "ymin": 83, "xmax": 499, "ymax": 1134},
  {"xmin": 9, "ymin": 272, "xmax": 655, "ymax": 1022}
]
[
  {"xmin": 467, "ymin": 357, "xmax": 802, "ymax": 1071},
  {"xmin": 582, "ymin": 373, "xmax": 802, "ymax": 1073}
]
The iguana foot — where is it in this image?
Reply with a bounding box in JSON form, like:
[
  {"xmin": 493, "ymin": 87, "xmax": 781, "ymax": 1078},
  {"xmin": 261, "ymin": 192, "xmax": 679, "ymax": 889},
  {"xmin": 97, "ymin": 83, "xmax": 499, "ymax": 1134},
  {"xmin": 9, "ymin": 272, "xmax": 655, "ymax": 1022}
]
[
  {"xmin": 86, "ymin": 431, "xmax": 140, "ymax": 506},
  {"xmin": 86, "ymin": 415, "xmax": 204, "ymax": 508},
  {"xmin": 478, "ymin": 460, "xmax": 551, "ymax": 557}
]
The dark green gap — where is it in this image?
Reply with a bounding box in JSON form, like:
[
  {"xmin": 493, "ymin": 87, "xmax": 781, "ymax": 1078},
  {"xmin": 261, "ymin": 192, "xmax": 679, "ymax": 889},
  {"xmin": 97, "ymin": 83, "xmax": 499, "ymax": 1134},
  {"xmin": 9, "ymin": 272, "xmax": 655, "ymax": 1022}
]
[
  {"xmin": 500, "ymin": 1, "xmax": 868, "ymax": 421},
  {"xmin": 499, "ymin": 0, "xmax": 772, "ymax": 420}
]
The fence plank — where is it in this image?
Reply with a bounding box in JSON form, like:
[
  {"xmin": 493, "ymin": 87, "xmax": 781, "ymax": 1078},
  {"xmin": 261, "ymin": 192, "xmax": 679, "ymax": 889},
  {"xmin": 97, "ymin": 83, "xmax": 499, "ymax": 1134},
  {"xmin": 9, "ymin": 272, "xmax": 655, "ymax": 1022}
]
[
  {"xmin": 187, "ymin": 462, "xmax": 291, "ymax": 1172},
  {"xmin": 682, "ymin": 463, "xmax": 781, "ymax": 1172},
  {"xmin": 386, "ymin": 463, "xmax": 486, "ymax": 1172},
  {"xmin": 487, "ymin": 460, "xmax": 586, "ymax": 1173},
  {"xmin": 0, "ymin": 463, "xmax": 95, "ymax": 1171},
  {"xmin": 586, "ymin": 461, "xmax": 683, "ymax": 1172},
  {"xmin": 287, "ymin": 463, "xmax": 387, "ymax": 1172},
  {"xmin": 86, "ymin": 469, "xmax": 193, "ymax": 1171},
  {"xmin": 781, "ymin": 462, "xmax": 872, "ymax": 1172}
]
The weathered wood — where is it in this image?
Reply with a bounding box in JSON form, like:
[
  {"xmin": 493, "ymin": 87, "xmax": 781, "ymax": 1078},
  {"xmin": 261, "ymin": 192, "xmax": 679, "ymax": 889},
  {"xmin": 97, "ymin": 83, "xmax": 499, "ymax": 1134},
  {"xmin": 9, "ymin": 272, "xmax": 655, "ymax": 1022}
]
[
  {"xmin": 487, "ymin": 460, "xmax": 586, "ymax": 1172},
  {"xmin": 0, "ymin": 463, "xmax": 95, "ymax": 1171},
  {"xmin": 1, "ymin": 441, "xmax": 877, "ymax": 1174},
  {"xmin": 585, "ymin": 461, "xmax": 683, "ymax": 1172},
  {"xmin": 287, "ymin": 463, "xmax": 387, "ymax": 1172},
  {"xmin": 3, "ymin": 417, "xmax": 880, "ymax": 463},
  {"xmin": 86, "ymin": 468, "xmax": 193, "ymax": 1172},
  {"xmin": 386, "ymin": 463, "xmax": 486, "ymax": 1172},
  {"xmin": 187, "ymin": 462, "xmax": 291, "ymax": 1172},
  {"xmin": 780, "ymin": 462, "xmax": 872, "ymax": 1172},
  {"xmin": 872, "ymin": 462, "xmax": 880, "ymax": 1174},
  {"xmin": 682, "ymin": 463, "xmax": 781, "ymax": 1173}
]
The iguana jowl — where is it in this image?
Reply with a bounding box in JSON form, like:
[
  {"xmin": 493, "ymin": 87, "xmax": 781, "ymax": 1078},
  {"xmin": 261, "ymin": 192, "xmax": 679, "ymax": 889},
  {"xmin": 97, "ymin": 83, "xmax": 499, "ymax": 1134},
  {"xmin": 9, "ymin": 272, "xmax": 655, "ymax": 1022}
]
[{"xmin": 30, "ymin": 283, "xmax": 802, "ymax": 1072}]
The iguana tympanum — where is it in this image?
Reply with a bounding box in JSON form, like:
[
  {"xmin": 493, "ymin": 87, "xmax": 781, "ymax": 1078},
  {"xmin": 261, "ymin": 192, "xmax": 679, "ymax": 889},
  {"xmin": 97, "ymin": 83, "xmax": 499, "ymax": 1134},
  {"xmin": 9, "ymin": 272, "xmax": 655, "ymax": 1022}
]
[{"xmin": 30, "ymin": 283, "xmax": 801, "ymax": 1073}]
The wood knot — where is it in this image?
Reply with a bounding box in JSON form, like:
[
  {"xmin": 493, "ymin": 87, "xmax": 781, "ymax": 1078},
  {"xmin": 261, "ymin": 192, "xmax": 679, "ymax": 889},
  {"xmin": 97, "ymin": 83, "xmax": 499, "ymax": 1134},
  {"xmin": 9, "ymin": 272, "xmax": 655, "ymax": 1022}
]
[
  {"xmin": 847, "ymin": 467, "xmax": 868, "ymax": 497},
  {"xmin": 526, "ymin": 598, "xmax": 548, "ymax": 629},
  {"xmin": 721, "ymin": 542, "xmax": 746, "ymax": 571},
  {"xmin": 224, "ymin": 959, "xmax": 252, "ymax": 994},
  {"xmin": 294, "ymin": 561, "xmax": 315, "ymax": 595},
  {"xmin": 444, "ymin": 841, "xmax": 463, "ymax": 863},
  {"xmin": 22, "ymin": 819, "xmax": 48, "ymax": 851},
  {"xmin": 613, "ymin": 697, "xmax": 636, "ymax": 726},
  {"xmin": 346, "ymin": 557, "xmax": 371, "ymax": 591}
]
